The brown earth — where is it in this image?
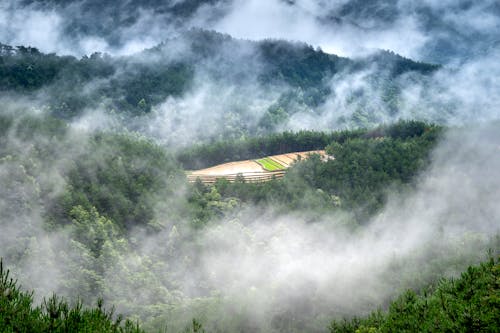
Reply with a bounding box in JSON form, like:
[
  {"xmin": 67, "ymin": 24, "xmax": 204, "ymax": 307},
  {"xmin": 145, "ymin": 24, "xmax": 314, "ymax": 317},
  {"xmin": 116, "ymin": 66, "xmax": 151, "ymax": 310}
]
[
  {"xmin": 268, "ymin": 150, "xmax": 325, "ymax": 167},
  {"xmin": 187, "ymin": 150, "xmax": 327, "ymax": 184}
]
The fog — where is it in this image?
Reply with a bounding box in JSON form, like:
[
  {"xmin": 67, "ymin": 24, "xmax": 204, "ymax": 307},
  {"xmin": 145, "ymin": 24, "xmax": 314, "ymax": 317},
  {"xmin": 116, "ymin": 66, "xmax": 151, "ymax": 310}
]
[
  {"xmin": 141, "ymin": 81, "xmax": 282, "ymax": 145},
  {"xmin": 211, "ymin": 0, "xmax": 427, "ymax": 59},
  {"xmin": 1, "ymin": 102, "xmax": 499, "ymax": 331},
  {"xmin": 1, "ymin": 1, "xmax": 499, "ymax": 331},
  {"xmin": 1, "ymin": 0, "xmax": 499, "ymax": 140},
  {"xmin": 2, "ymin": 0, "xmax": 498, "ymax": 63},
  {"xmin": 129, "ymin": 123, "xmax": 499, "ymax": 330},
  {"xmin": 281, "ymin": 46, "xmax": 500, "ymax": 131}
]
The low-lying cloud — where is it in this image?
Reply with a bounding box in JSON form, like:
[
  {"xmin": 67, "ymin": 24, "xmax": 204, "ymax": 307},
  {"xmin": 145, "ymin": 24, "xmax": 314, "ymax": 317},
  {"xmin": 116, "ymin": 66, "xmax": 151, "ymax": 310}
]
[
  {"xmin": 106, "ymin": 122, "xmax": 500, "ymax": 330},
  {"xmin": 1, "ymin": 1, "xmax": 499, "ymax": 331},
  {"xmin": 2, "ymin": 0, "xmax": 499, "ymax": 64}
]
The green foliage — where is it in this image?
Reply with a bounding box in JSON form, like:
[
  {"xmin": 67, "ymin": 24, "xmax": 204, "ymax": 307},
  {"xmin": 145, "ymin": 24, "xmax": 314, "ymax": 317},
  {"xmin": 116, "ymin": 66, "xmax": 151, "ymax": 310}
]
[
  {"xmin": 70, "ymin": 205, "xmax": 123, "ymax": 258},
  {"xmin": 0, "ymin": 33, "xmax": 438, "ymax": 132},
  {"xmin": 0, "ymin": 111, "xmax": 489, "ymax": 333},
  {"xmin": 329, "ymin": 256, "xmax": 500, "ymax": 333},
  {"xmin": 255, "ymin": 157, "xmax": 285, "ymax": 171},
  {"xmin": 0, "ymin": 44, "xmax": 192, "ymax": 118},
  {"xmin": 194, "ymin": 121, "xmax": 441, "ymax": 224},
  {"xmin": 362, "ymin": 50, "xmax": 441, "ymax": 77},
  {"xmin": 0, "ymin": 45, "xmax": 63, "ymax": 90},
  {"xmin": 257, "ymin": 39, "xmax": 349, "ymax": 90},
  {"xmin": 51, "ymin": 132, "xmax": 186, "ymax": 231},
  {"xmin": 187, "ymin": 182, "xmax": 240, "ymax": 226},
  {"xmin": 0, "ymin": 259, "xmax": 144, "ymax": 333},
  {"xmin": 0, "ymin": 111, "xmax": 189, "ymax": 233},
  {"xmin": 178, "ymin": 129, "xmax": 363, "ymax": 169},
  {"xmin": 318, "ymin": 122, "xmax": 441, "ymax": 220}
]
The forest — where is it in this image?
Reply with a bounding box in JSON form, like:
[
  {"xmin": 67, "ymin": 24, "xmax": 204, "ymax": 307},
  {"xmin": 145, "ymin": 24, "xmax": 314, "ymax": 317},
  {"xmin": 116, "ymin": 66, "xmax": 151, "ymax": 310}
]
[
  {"xmin": 0, "ymin": 32, "xmax": 438, "ymax": 137},
  {"xmin": 0, "ymin": 112, "xmax": 498, "ymax": 331},
  {"xmin": 1, "ymin": 1, "xmax": 500, "ymax": 332}
]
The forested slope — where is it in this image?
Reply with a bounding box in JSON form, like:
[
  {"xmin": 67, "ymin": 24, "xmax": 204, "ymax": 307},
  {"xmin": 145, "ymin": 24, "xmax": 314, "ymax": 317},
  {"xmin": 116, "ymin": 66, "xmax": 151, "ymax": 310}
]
[
  {"xmin": 1, "ymin": 1, "xmax": 500, "ymax": 331},
  {"xmin": 329, "ymin": 256, "xmax": 500, "ymax": 333},
  {"xmin": 0, "ymin": 22, "xmax": 496, "ymax": 333},
  {"xmin": 0, "ymin": 107, "xmax": 499, "ymax": 331},
  {"xmin": 0, "ymin": 259, "xmax": 144, "ymax": 333},
  {"xmin": 2, "ymin": 255, "xmax": 499, "ymax": 333},
  {"xmin": 11, "ymin": 0, "xmax": 499, "ymax": 63},
  {"xmin": 0, "ymin": 31, "xmax": 438, "ymax": 138}
]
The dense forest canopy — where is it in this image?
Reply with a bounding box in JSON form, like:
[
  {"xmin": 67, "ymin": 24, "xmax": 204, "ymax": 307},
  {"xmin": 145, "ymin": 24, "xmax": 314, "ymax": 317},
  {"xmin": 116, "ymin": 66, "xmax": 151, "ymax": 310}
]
[
  {"xmin": 1, "ymin": 111, "xmax": 498, "ymax": 331},
  {"xmin": 1, "ymin": 1, "xmax": 500, "ymax": 332},
  {"xmin": 329, "ymin": 256, "xmax": 500, "ymax": 332},
  {"xmin": 0, "ymin": 32, "xmax": 439, "ymax": 141}
]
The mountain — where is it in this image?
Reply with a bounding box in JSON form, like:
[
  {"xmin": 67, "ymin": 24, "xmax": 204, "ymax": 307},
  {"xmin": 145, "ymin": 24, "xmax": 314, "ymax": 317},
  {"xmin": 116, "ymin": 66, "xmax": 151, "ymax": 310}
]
[
  {"xmin": 1, "ymin": 2, "xmax": 499, "ymax": 332},
  {"xmin": 0, "ymin": 30, "xmax": 439, "ymax": 142},
  {"xmin": 7, "ymin": 0, "xmax": 500, "ymax": 63}
]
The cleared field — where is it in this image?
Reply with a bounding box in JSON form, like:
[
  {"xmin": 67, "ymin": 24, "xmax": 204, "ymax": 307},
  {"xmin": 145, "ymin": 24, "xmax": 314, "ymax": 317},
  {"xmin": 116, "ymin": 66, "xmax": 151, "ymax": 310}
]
[
  {"xmin": 187, "ymin": 150, "xmax": 327, "ymax": 184},
  {"xmin": 187, "ymin": 170, "xmax": 286, "ymax": 184},
  {"xmin": 269, "ymin": 150, "xmax": 327, "ymax": 167},
  {"xmin": 256, "ymin": 157, "xmax": 286, "ymax": 171}
]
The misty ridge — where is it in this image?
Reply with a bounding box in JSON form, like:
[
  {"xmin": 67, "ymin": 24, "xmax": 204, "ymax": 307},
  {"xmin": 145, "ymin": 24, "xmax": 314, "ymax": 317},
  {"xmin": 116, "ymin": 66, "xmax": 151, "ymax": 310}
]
[
  {"xmin": 3, "ymin": 0, "xmax": 499, "ymax": 62},
  {"xmin": 1, "ymin": 1, "xmax": 500, "ymax": 333},
  {"xmin": 0, "ymin": 30, "xmax": 443, "ymax": 145}
]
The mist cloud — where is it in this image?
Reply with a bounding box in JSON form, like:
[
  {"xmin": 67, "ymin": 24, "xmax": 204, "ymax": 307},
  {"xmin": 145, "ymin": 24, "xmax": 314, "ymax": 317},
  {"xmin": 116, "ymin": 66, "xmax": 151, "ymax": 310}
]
[
  {"xmin": 93, "ymin": 122, "xmax": 500, "ymax": 330},
  {"xmin": 210, "ymin": 0, "xmax": 427, "ymax": 59},
  {"xmin": 3, "ymin": 0, "xmax": 499, "ymax": 137},
  {"xmin": 210, "ymin": 0, "xmax": 500, "ymax": 62},
  {"xmin": 1, "ymin": 88, "xmax": 499, "ymax": 332},
  {"xmin": 1, "ymin": 1, "xmax": 500, "ymax": 331},
  {"xmin": 0, "ymin": 1, "xmax": 65, "ymax": 53},
  {"xmin": 2, "ymin": 0, "xmax": 499, "ymax": 63}
]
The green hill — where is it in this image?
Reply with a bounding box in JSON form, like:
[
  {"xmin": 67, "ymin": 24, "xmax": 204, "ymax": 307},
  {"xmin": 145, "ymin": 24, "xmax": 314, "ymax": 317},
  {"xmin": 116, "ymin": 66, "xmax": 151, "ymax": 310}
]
[
  {"xmin": 0, "ymin": 31, "xmax": 438, "ymax": 135},
  {"xmin": 329, "ymin": 256, "xmax": 500, "ymax": 333}
]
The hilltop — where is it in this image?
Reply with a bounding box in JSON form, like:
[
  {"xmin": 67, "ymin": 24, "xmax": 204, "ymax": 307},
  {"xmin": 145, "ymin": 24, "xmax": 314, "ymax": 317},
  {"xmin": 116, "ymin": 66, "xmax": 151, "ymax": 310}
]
[{"xmin": 0, "ymin": 30, "xmax": 438, "ymax": 142}]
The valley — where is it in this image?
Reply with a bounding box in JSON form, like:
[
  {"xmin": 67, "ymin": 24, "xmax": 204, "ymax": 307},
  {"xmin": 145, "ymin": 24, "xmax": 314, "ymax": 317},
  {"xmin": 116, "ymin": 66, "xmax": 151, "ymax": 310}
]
[{"xmin": 0, "ymin": 1, "xmax": 499, "ymax": 332}]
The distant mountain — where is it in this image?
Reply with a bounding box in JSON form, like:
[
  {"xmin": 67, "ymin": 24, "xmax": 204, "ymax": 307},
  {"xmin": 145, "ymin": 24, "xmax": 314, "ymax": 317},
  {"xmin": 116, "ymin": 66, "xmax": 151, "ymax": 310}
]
[
  {"xmin": 313, "ymin": 0, "xmax": 500, "ymax": 63},
  {"xmin": 0, "ymin": 30, "xmax": 439, "ymax": 140},
  {"xmin": 11, "ymin": 0, "xmax": 500, "ymax": 63},
  {"xmin": 16, "ymin": 0, "xmax": 228, "ymax": 49}
]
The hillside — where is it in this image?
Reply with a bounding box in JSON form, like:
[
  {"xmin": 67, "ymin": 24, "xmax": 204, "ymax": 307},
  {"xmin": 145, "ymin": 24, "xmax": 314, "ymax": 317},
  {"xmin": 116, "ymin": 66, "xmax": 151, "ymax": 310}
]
[
  {"xmin": 329, "ymin": 256, "xmax": 500, "ymax": 332},
  {"xmin": 2, "ymin": 254, "xmax": 499, "ymax": 332},
  {"xmin": 0, "ymin": 102, "xmax": 498, "ymax": 332},
  {"xmin": 9, "ymin": 1, "xmax": 499, "ymax": 63},
  {"xmin": 0, "ymin": 31, "xmax": 439, "ymax": 142},
  {"xmin": 187, "ymin": 150, "xmax": 327, "ymax": 183},
  {"xmin": 0, "ymin": 259, "xmax": 145, "ymax": 333},
  {"xmin": 1, "ymin": 2, "xmax": 500, "ymax": 332}
]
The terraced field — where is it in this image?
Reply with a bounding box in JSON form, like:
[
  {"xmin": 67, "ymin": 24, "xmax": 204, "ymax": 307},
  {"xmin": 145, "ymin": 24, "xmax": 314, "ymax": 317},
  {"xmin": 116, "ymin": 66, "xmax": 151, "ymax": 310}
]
[
  {"xmin": 187, "ymin": 150, "xmax": 327, "ymax": 184},
  {"xmin": 256, "ymin": 157, "xmax": 286, "ymax": 171}
]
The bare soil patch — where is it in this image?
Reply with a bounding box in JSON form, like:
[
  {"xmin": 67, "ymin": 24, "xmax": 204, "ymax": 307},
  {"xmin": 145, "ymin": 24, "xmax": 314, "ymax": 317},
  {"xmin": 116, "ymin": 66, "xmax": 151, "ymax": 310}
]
[{"xmin": 187, "ymin": 150, "xmax": 327, "ymax": 183}]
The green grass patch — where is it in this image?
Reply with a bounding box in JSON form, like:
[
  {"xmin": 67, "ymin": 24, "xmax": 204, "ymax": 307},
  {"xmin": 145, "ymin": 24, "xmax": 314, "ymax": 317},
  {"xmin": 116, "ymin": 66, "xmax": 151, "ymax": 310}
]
[{"xmin": 256, "ymin": 157, "xmax": 285, "ymax": 171}]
